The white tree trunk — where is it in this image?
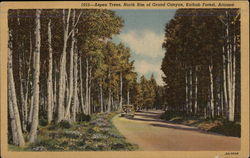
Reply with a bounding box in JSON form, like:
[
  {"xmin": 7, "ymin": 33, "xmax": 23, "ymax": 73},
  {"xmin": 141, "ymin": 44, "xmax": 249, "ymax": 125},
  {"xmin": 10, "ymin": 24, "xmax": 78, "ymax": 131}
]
[
  {"xmin": 185, "ymin": 70, "xmax": 189, "ymax": 113},
  {"xmin": 85, "ymin": 58, "xmax": 89, "ymax": 115},
  {"xmin": 127, "ymin": 89, "xmax": 130, "ymax": 105},
  {"xmin": 209, "ymin": 63, "xmax": 214, "ymax": 118},
  {"xmin": 229, "ymin": 28, "xmax": 237, "ymax": 122},
  {"xmin": 57, "ymin": 9, "xmax": 71, "ymax": 123},
  {"xmin": 72, "ymin": 49, "xmax": 78, "ymax": 122},
  {"xmin": 28, "ymin": 95, "xmax": 34, "ymax": 125},
  {"xmin": 79, "ymin": 57, "xmax": 85, "ymax": 114},
  {"xmin": 23, "ymin": 35, "xmax": 32, "ymax": 130},
  {"xmin": 220, "ymin": 85, "xmax": 224, "ymax": 116},
  {"xmin": 107, "ymin": 68, "xmax": 111, "ymax": 112},
  {"xmin": 100, "ymin": 82, "xmax": 103, "ymax": 113},
  {"xmin": 8, "ymin": 89, "xmax": 18, "ymax": 145},
  {"xmin": 8, "ymin": 29, "xmax": 25, "ymax": 146},
  {"xmin": 47, "ymin": 19, "xmax": 53, "ymax": 124},
  {"xmin": 194, "ymin": 66, "xmax": 198, "ymax": 114},
  {"xmin": 222, "ymin": 45, "xmax": 229, "ymax": 117},
  {"xmin": 189, "ymin": 68, "xmax": 193, "ymax": 113},
  {"xmin": 8, "ymin": 62, "xmax": 19, "ymax": 145},
  {"xmin": 65, "ymin": 10, "xmax": 76, "ymax": 119},
  {"xmin": 225, "ymin": 15, "xmax": 234, "ymax": 122},
  {"xmin": 19, "ymin": 57, "xmax": 26, "ymax": 131},
  {"xmin": 88, "ymin": 67, "xmax": 92, "ymax": 114},
  {"xmin": 29, "ymin": 9, "xmax": 41, "ymax": 143},
  {"xmin": 119, "ymin": 72, "xmax": 123, "ymax": 109}
]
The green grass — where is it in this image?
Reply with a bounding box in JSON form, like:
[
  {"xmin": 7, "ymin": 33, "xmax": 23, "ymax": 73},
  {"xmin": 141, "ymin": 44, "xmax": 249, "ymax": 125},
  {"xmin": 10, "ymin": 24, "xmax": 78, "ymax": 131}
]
[
  {"xmin": 9, "ymin": 113, "xmax": 138, "ymax": 151},
  {"xmin": 160, "ymin": 110, "xmax": 241, "ymax": 137}
]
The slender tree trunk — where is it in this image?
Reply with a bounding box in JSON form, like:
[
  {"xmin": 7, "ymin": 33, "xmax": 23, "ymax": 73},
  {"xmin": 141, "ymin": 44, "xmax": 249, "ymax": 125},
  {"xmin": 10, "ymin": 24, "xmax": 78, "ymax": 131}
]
[
  {"xmin": 8, "ymin": 88, "xmax": 18, "ymax": 145},
  {"xmin": 111, "ymin": 94, "xmax": 114, "ymax": 111},
  {"xmin": 194, "ymin": 66, "xmax": 198, "ymax": 114},
  {"xmin": 28, "ymin": 95, "xmax": 34, "ymax": 125},
  {"xmin": 119, "ymin": 72, "xmax": 123, "ymax": 109},
  {"xmin": 23, "ymin": 34, "xmax": 33, "ymax": 130},
  {"xmin": 23, "ymin": 38, "xmax": 33, "ymax": 130},
  {"xmin": 28, "ymin": 29, "xmax": 37, "ymax": 125},
  {"xmin": 85, "ymin": 58, "xmax": 89, "ymax": 115},
  {"xmin": 100, "ymin": 82, "xmax": 103, "ymax": 113},
  {"xmin": 222, "ymin": 45, "xmax": 229, "ymax": 118},
  {"xmin": 189, "ymin": 68, "xmax": 193, "ymax": 113},
  {"xmin": 230, "ymin": 28, "xmax": 236, "ymax": 122},
  {"xmin": 8, "ymin": 29, "xmax": 25, "ymax": 146},
  {"xmin": 127, "ymin": 89, "xmax": 130, "ymax": 104},
  {"xmin": 53, "ymin": 66, "xmax": 57, "ymax": 113},
  {"xmin": 79, "ymin": 57, "xmax": 85, "ymax": 114},
  {"xmin": 225, "ymin": 15, "xmax": 234, "ymax": 122},
  {"xmin": 29, "ymin": 9, "xmax": 41, "ymax": 143},
  {"xmin": 19, "ymin": 56, "xmax": 26, "ymax": 131},
  {"xmin": 107, "ymin": 68, "xmax": 111, "ymax": 112},
  {"xmin": 220, "ymin": 84, "xmax": 224, "ymax": 116},
  {"xmin": 57, "ymin": 9, "xmax": 71, "ymax": 123},
  {"xmin": 65, "ymin": 10, "xmax": 76, "ymax": 119},
  {"xmin": 47, "ymin": 19, "xmax": 53, "ymax": 124},
  {"xmin": 185, "ymin": 70, "xmax": 189, "ymax": 113},
  {"xmin": 72, "ymin": 49, "xmax": 78, "ymax": 122},
  {"xmin": 23, "ymin": 84, "xmax": 28, "ymax": 131},
  {"xmin": 88, "ymin": 67, "xmax": 92, "ymax": 114},
  {"xmin": 209, "ymin": 62, "xmax": 215, "ymax": 118},
  {"xmin": 16, "ymin": 12, "xmax": 26, "ymax": 132}
]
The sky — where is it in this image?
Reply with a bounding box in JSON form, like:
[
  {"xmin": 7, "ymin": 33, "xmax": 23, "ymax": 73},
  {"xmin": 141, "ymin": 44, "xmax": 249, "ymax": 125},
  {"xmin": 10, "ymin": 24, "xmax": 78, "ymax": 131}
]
[{"xmin": 112, "ymin": 9, "xmax": 176, "ymax": 85}]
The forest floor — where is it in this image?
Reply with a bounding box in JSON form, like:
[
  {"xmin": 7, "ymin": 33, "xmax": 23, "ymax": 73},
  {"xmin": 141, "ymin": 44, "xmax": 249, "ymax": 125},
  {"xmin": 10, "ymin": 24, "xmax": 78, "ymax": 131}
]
[
  {"xmin": 112, "ymin": 110, "xmax": 240, "ymax": 150},
  {"xmin": 9, "ymin": 113, "xmax": 138, "ymax": 151}
]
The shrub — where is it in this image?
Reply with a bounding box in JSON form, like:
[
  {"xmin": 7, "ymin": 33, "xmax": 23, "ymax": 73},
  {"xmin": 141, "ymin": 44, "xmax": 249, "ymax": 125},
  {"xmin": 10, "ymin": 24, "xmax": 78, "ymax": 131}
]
[
  {"xmin": 63, "ymin": 131, "xmax": 83, "ymax": 138},
  {"xmin": 160, "ymin": 110, "xmax": 185, "ymax": 120},
  {"xmin": 58, "ymin": 120, "xmax": 72, "ymax": 129},
  {"xmin": 209, "ymin": 121, "xmax": 241, "ymax": 137},
  {"xmin": 30, "ymin": 137, "xmax": 56, "ymax": 149},
  {"xmin": 47, "ymin": 124, "xmax": 59, "ymax": 130},
  {"xmin": 39, "ymin": 118, "xmax": 48, "ymax": 126},
  {"xmin": 76, "ymin": 113, "xmax": 91, "ymax": 122},
  {"xmin": 47, "ymin": 120, "xmax": 72, "ymax": 130}
]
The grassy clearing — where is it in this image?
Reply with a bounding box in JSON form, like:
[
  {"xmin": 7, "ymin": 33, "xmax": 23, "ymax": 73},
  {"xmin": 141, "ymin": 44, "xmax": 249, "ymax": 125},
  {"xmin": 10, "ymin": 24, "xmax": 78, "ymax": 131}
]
[
  {"xmin": 9, "ymin": 113, "xmax": 138, "ymax": 151},
  {"xmin": 160, "ymin": 111, "xmax": 240, "ymax": 137}
]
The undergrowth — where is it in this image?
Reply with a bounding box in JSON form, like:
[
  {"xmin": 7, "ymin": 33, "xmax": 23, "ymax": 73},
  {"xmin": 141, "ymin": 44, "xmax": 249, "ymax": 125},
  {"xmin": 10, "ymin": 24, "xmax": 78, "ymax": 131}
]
[
  {"xmin": 9, "ymin": 113, "xmax": 138, "ymax": 151},
  {"xmin": 160, "ymin": 110, "xmax": 241, "ymax": 137}
]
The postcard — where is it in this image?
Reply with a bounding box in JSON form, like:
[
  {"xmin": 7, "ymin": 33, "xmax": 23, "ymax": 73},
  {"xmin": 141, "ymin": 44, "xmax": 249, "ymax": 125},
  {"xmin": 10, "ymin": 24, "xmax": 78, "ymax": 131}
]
[{"xmin": 0, "ymin": 1, "xmax": 249, "ymax": 158}]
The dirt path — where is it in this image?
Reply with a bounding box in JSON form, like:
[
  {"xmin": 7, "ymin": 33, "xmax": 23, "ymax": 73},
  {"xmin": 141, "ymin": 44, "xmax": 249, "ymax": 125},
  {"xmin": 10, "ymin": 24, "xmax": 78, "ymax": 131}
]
[{"xmin": 112, "ymin": 110, "xmax": 240, "ymax": 151}]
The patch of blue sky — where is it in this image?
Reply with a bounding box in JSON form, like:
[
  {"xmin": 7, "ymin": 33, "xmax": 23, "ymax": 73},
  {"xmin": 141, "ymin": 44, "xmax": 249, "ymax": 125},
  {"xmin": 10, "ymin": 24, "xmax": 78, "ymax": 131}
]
[{"xmin": 112, "ymin": 9, "xmax": 176, "ymax": 85}]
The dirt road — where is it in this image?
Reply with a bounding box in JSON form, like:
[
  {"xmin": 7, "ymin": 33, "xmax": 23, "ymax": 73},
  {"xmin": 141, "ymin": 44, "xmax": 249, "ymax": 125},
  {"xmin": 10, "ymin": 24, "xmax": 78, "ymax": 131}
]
[{"xmin": 112, "ymin": 110, "xmax": 240, "ymax": 151}]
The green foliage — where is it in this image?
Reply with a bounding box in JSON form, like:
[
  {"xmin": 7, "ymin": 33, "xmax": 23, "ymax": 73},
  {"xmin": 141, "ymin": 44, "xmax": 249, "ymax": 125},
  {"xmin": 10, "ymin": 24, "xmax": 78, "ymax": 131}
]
[
  {"xmin": 76, "ymin": 113, "xmax": 91, "ymax": 122},
  {"xmin": 39, "ymin": 118, "xmax": 48, "ymax": 127},
  {"xmin": 160, "ymin": 110, "xmax": 185, "ymax": 121},
  {"xmin": 135, "ymin": 74, "xmax": 159, "ymax": 110},
  {"xmin": 161, "ymin": 9, "xmax": 240, "ymax": 121},
  {"xmin": 58, "ymin": 120, "xmax": 72, "ymax": 129},
  {"xmin": 47, "ymin": 120, "xmax": 72, "ymax": 130},
  {"xmin": 208, "ymin": 122, "xmax": 241, "ymax": 137}
]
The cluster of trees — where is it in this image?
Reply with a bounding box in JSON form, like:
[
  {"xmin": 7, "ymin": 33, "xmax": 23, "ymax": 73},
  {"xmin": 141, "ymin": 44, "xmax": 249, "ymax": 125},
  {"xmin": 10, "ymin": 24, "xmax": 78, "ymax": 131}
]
[
  {"xmin": 161, "ymin": 9, "xmax": 240, "ymax": 121},
  {"xmin": 8, "ymin": 9, "xmax": 163, "ymax": 147},
  {"xmin": 132, "ymin": 75, "xmax": 165, "ymax": 110}
]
